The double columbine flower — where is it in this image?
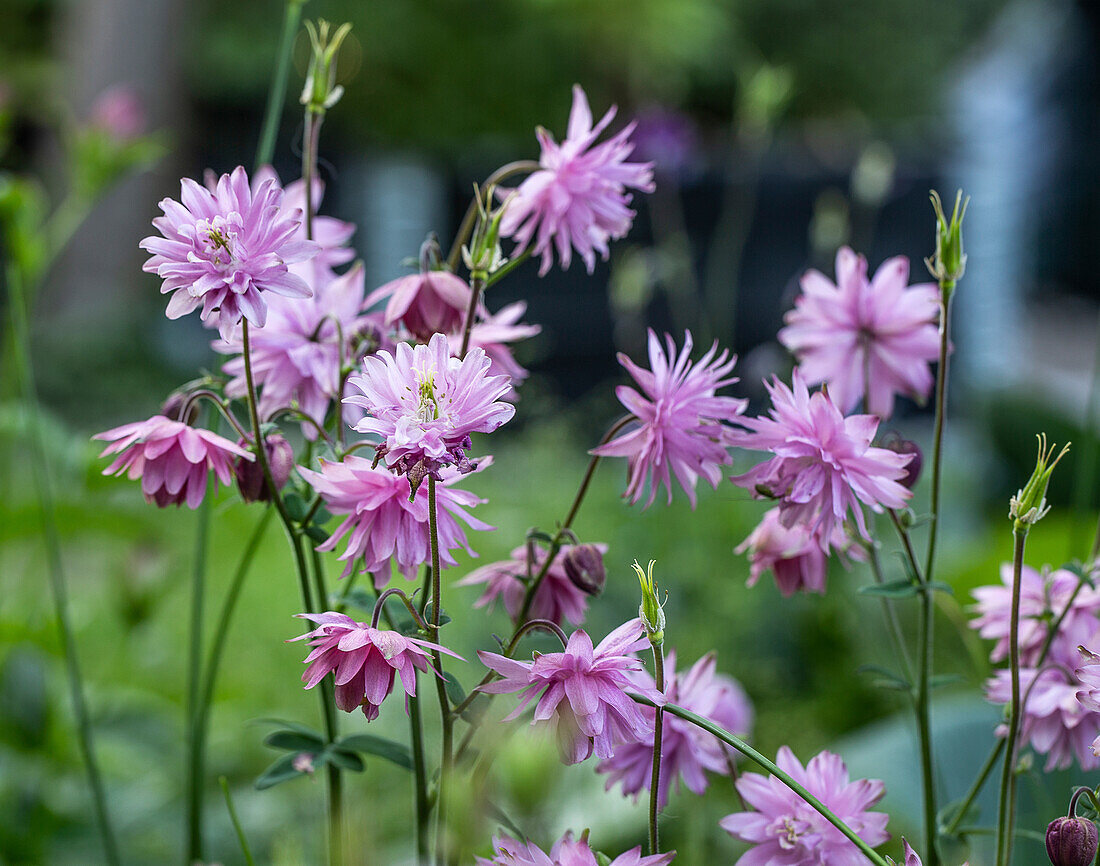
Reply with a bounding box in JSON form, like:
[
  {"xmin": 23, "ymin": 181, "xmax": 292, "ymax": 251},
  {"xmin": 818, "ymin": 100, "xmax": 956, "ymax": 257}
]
[
  {"xmin": 365, "ymin": 268, "xmax": 477, "ymax": 343},
  {"xmin": 593, "ymin": 329, "xmax": 747, "ymax": 509},
  {"xmin": 141, "ymin": 166, "xmax": 319, "ymax": 338},
  {"xmin": 291, "ymin": 612, "xmax": 459, "ymax": 720},
  {"xmin": 499, "ymin": 84, "xmax": 655, "ymax": 276},
  {"xmin": 476, "ymin": 831, "xmax": 675, "ymax": 866},
  {"xmin": 346, "ymin": 332, "xmax": 515, "ymax": 496},
  {"xmin": 478, "ymin": 619, "xmax": 661, "ymax": 765}
]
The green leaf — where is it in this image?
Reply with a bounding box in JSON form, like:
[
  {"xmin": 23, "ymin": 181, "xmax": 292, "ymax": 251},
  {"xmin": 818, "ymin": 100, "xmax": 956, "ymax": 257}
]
[
  {"xmin": 929, "ymin": 674, "xmax": 964, "ymax": 691},
  {"xmin": 322, "ymin": 746, "xmax": 365, "ymax": 773},
  {"xmin": 929, "ymin": 581, "xmax": 954, "ymax": 596},
  {"xmin": 857, "ymin": 664, "xmax": 911, "ymax": 692},
  {"xmin": 305, "ymin": 524, "xmax": 330, "ymax": 542},
  {"xmin": 859, "ymin": 579, "xmax": 918, "ymax": 599},
  {"xmin": 443, "ymin": 672, "xmax": 466, "ymax": 706},
  {"xmin": 255, "ymin": 753, "xmax": 309, "ymax": 790},
  {"xmin": 284, "ymin": 492, "xmax": 308, "ymax": 521},
  {"xmin": 337, "ymin": 733, "xmax": 413, "ymax": 771},
  {"xmin": 313, "ymin": 505, "xmax": 333, "ymax": 525},
  {"xmin": 264, "ymin": 730, "xmax": 325, "ymax": 753},
  {"xmin": 254, "ymin": 718, "xmax": 324, "ymax": 740}
]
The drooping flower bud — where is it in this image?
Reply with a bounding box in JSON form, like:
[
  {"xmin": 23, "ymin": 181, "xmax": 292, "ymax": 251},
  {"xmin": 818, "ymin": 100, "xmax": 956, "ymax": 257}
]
[
  {"xmin": 1009, "ymin": 434, "xmax": 1070, "ymax": 533},
  {"xmin": 632, "ymin": 559, "xmax": 665, "ymax": 645},
  {"xmin": 160, "ymin": 390, "xmax": 199, "ymax": 425},
  {"xmin": 880, "ymin": 433, "xmax": 922, "ymax": 490},
  {"xmin": 1046, "ymin": 816, "xmax": 1098, "ymax": 866},
  {"xmin": 235, "ymin": 433, "xmax": 294, "ymax": 503},
  {"xmin": 926, "ymin": 188, "xmax": 968, "ymax": 289},
  {"xmin": 563, "ymin": 544, "xmax": 606, "ymax": 596}
]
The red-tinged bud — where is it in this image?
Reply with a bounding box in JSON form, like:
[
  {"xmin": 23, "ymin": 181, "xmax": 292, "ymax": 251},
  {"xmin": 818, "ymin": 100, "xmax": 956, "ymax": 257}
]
[
  {"xmin": 235, "ymin": 433, "xmax": 294, "ymax": 503},
  {"xmin": 1047, "ymin": 816, "xmax": 1098, "ymax": 866},
  {"xmin": 881, "ymin": 433, "xmax": 922, "ymax": 489},
  {"xmin": 563, "ymin": 544, "xmax": 606, "ymax": 596}
]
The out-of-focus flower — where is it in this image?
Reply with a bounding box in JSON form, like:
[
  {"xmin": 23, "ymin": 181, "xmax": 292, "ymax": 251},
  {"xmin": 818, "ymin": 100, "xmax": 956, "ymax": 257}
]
[
  {"xmin": 478, "ymin": 619, "xmax": 660, "ymax": 764},
  {"xmin": 234, "ymin": 432, "xmax": 294, "ymax": 503},
  {"xmin": 598, "ymin": 651, "xmax": 753, "ymax": 810},
  {"xmin": 298, "ymin": 456, "xmax": 492, "ymax": 584},
  {"xmin": 141, "ymin": 166, "xmax": 318, "ymax": 338},
  {"xmin": 778, "ymin": 247, "xmax": 940, "ymax": 418},
  {"xmin": 291, "ymin": 612, "xmax": 459, "ymax": 720},
  {"xmin": 94, "ymin": 415, "xmax": 252, "ymax": 508},
  {"xmin": 1046, "ymin": 815, "xmax": 1099, "ymax": 866},
  {"xmin": 499, "ymin": 84, "xmax": 655, "ymax": 276},
  {"xmin": 879, "ymin": 433, "xmax": 923, "ymax": 489},
  {"xmin": 730, "ymin": 371, "xmax": 912, "ymax": 547},
  {"xmin": 365, "ymin": 269, "xmax": 476, "ymax": 343},
  {"xmin": 720, "ymin": 746, "xmax": 889, "ymax": 865},
  {"xmin": 475, "ymin": 831, "xmax": 675, "ymax": 866},
  {"xmin": 449, "ymin": 301, "xmax": 541, "ymax": 394},
  {"xmin": 592, "ymin": 330, "xmax": 746, "ymax": 509},
  {"xmin": 630, "ymin": 107, "xmax": 698, "ymax": 177},
  {"xmin": 458, "ymin": 543, "xmax": 605, "ymax": 627},
  {"xmin": 88, "ymin": 84, "xmax": 145, "ymax": 141},
  {"xmin": 970, "ymin": 564, "xmax": 1100, "ymax": 666},
  {"xmin": 346, "ymin": 332, "xmax": 515, "ymax": 496}
]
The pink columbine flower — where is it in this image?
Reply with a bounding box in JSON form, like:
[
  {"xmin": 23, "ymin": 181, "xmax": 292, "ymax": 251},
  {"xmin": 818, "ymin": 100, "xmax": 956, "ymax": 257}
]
[
  {"xmin": 140, "ymin": 166, "xmax": 319, "ymax": 338},
  {"xmin": 592, "ymin": 330, "xmax": 747, "ymax": 509},
  {"xmin": 736, "ymin": 507, "xmax": 864, "ymax": 597},
  {"xmin": 458, "ymin": 543, "xmax": 605, "ymax": 627},
  {"xmin": 476, "ymin": 831, "xmax": 675, "ymax": 866},
  {"xmin": 720, "ymin": 746, "xmax": 889, "ymax": 865},
  {"xmin": 970, "ymin": 563, "xmax": 1100, "ymax": 666},
  {"xmin": 88, "ymin": 84, "xmax": 145, "ymax": 140},
  {"xmin": 499, "ymin": 84, "xmax": 655, "ymax": 276},
  {"xmin": 298, "ymin": 455, "xmax": 492, "ymax": 584},
  {"xmin": 365, "ymin": 269, "xmax": 478, "ymax": 343},
  {"xmin": 345, "ymin": 332, "xmax": 515, "ymax": 495},
  {"xmin": 1075, "ymin": 647, "xmax": 1100, "ymax": 759},
  {"xmin": 250, "ymin": 167, "xmax": 356, "ymax": 270},
  {"xmin": 478, "ymin": 619, "xmax": 662, "ymax": 765},
  {"xmin": 598, "ymin": 651, "xmax": 753, "ymax": 810},
  {"xmin": 730, "ymin": 370, "xmax": 912, "ymax": 547},
  {"xmin": 291, "ymin": 612, "xmax": 460, "ymax": 720},
  {"xmin": 778, "ymin": 247, "xmax": 941, "ymax": 419},
  {"xmin": 450, "ymin": 301, "xmax": 542, "ymax": 395},
  {"xmin": 94, "ymin": 415, "xmax": 253, "ymax": 508}
]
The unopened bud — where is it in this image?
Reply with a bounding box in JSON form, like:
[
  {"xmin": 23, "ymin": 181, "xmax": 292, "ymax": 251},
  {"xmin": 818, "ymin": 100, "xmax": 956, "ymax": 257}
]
[
  {"xmin": 160, "ymin": 390, "xmax": 199, "ymax": 425},
  {"xmin": 1010, "ymin": 434, "xmax": 1070, "ymax": 533},
  {"xmin": 881, "ymin": 433, "xmax": 922, "ymax": 489},
  {"xmin": 1046, "ymin": 816, "xmax": 1098, "ymax": 866},
  {"xmin": 301, "ymin": 20, "xmax": 352, "ymax": 115},
  {"xmin": 235, "ymin": 433, "xmax": 294, "ymax": 503},
  {"xmin": 563, "ymin": 544, "xmax": 606, "ymax": 596},
  {"xmin": 926, "ymin": 189, "xmax": 968, "ymax": 288},
  {"xmin": 632, "ymin": 559, "xmax": 665, "ymax": 644},
  {"xmin": 292, "ymin": 752, "xmax": 316, "ymax": 777}
]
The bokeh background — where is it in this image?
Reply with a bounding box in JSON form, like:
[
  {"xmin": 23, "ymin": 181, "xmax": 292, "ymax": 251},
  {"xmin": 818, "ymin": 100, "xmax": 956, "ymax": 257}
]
[{"xmin": 3, "ymin": 0, "xmax": 1100, "ymax": 863}]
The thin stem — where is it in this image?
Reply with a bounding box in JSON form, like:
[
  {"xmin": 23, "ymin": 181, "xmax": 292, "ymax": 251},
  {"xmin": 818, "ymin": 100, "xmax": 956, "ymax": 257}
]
[
  {"xmin": 371, "ymin": 587, "xmax": 432, "ymax": 632},
  {"xmin": 648, "ymin": 644, "xmax": 666, "ymax": 856},
  {"xmin": 219, "ymin": 777, "xmax": 257, "ymax": 866},
  {"xmin": 255, "ymin": 0, "xmax": 306, "ymax": 171},
  {"xmin": 428, "ymin": 476, "xmax": 454, "ymax": 866},
  {"xmin": 302, "ymin": 111, "xmax": 322, "ymax": 241},
  {"xmin": 924, "ymin": 286, "xmax": 953, "ymax": 585},
  {"xmin": 995, "ymin": 530, "xmax": 1029, "ymax": 866},
  {"xmin": 916, "ymin": 555, "xmax": 937, "ymax": 866},
  {"xmin": 483, "ymin": 249, "xmax": 531, "ymax": 290},
  {"xmin": 446, "ymin": 161, "xmax": 540, "ymax": 271},
  {"xmin": 311, "ymin": 547, "xmax": 344, "ymax": 866},
  {"xmin": 633, "ymin": 697, "xmax": 891, "ymax": 866},
  {"xmin": 944, "ymin": 739, "xmax": 1005, "ymax": 836},
  {"xmin": 458, "ymin": 274, "xmax": 484, "ymax": 359},
  {"xmin": 179, "ymin": 389, "xmax": 250, "ymax": 440}
]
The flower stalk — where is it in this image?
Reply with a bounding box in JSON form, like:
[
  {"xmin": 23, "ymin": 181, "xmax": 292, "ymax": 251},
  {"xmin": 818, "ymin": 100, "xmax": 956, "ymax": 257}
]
[{"xmin": 427, "ymin": 475, "xmax": 455, "ymax": 866}]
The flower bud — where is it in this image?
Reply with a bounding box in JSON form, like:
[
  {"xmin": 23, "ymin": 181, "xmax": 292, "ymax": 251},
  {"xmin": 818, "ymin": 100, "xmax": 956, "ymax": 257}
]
[
  {"xmin": 632, "ymin": 559, "xmax": 665, "ymax": 644},
  {"xmin": 880, "ymin": 433, "xmax": 922, "ymax": 489},
  {"xmin": 563, "ymin": 544, "xmax": 606, "ymax": 596},
  {"xmin": 301, "ymin": 20, "xmax": 352, "ymax": 115},
  {"xmin": 235, "ymin": 433, "xmax": 294, "ymax": 503},
  {"xmin": 1046, "ymin": 816, "xmax": 1098, "ymax": 866},
  {"xmin": 160, "ymin": 390, "xmax": 198, "ymax": 425},
  {"xmin": 1009, "ymin": 433, "xmax": 1070, "ymax": 533},
  {"xmin": 926, "ymin": 188, "xmax": 968, "ymax": 288}
]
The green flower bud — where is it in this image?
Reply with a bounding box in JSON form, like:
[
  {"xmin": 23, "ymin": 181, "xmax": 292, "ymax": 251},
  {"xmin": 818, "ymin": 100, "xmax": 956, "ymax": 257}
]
[
  {"xmin": 632, "ymin": 559, "xmax": 664, "ymax": 644},
  {"xmin": 301, "ymin": 20, "xmax": 352, "ymax": 115},
  {"xmin": 1009, "ymin": 434, "xmax": 1070, "ymax": 533},
  {"xmin": 925, "ymin": 189, "xmax": 968, "ymax": 290}
]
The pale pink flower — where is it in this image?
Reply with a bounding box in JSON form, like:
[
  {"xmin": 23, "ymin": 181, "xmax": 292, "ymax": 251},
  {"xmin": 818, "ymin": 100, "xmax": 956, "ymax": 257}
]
[
  {"xmin": 499, "ymin": 85, "xmax": 655, "ymax": 276},
  {"xmin": 365, "ymin": 269, "xmax": 477, "ymax": 342},
  {"xmin": 298, "ymin": 455, "xmax": 492, "ymax": 584},
  {"xmin": 598, "ymin": 651, "xmax": 753, "ymax": 810},
  {"xmin": 450, "ymin": 301, "xmax": 541, "ymax": 394},
  {"xmin": 592, "ymin": 330, "xmax": 747, "ymax": 509},
  {"xmin": 1075, "ymin": 647, "xmax": 1100, "ymax": 758},
  {"xmin": 730, "ymin": 371, "xmax": 912, "ymax": 547},
  {"xmin": 778, "ymin": 247, "xmax": 940, "ymax": 418},
  {"xmin": 458, "ymin": 543, "xmax": 604, "ymax": 627},
  {"xmin": 478, "ymin": 619, "xmax": 661, "ymax": 764},
  {"xmin": 475, "ymin": 831, "xmax": 675, "ymax": 866},
  {"xmin": 290, "ymin": 612, "xmax": 460, "ymax": 720},
  {"xmin": 94, "ymin": 415, "xmax": 252, "ymax": 508},
  {"xmin": 970, "ymin": 563, "xmax": 1100, "ymax": 666},
  {"xmin": 720, "ymin": 746, "xmax": 889, "ymax": 865},
  {"xmin": 88, "ymin": 84, "xmax": 145, "ymax": 140},
  {"xmin": 346, "ymin": 332, "xmax": 515, "ymax": 495},
  {"xmin": 140, "ymin": 166, "xmax": 319, "ymax": 338}
]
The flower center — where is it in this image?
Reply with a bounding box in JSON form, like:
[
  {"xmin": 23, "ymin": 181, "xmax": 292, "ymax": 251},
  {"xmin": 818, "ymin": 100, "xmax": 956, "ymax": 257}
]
[
  {"xmin": 197, "ymin": 214, "xmax": 242, "ymax": 268},
  {"xmin": 415, "ymin": 371, "xmax": 441, "ymax": 423},
  {"xmin": 767, "ymin": 815, "xmax": 806, "ymax": 851}
]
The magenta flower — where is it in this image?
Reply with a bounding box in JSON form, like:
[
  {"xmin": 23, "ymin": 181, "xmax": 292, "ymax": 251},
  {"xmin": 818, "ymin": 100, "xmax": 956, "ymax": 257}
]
[
  {"xmin": 592, "ymin": 330, "xmax": 747, "ymax": 509},
  {"xmin": 970, "ymin": 563, "xmax": 1100, "ymax": 666},
  {"xmin": 450, "ymin": 301, "xmax": 542, "ymax": 394},
  {"xmin": 598, "ymin": 651, "xmax": 753, "ymax": 810},
  {"xmin": 458, "ymin": 543, "xmax": 604, "ymax": 627},
  {"xmin": 730, "ymin": 371, "xmax": 912, "ymax": 546},
  {"xmin": 291, "ymin": 612, "xmax": 460, "ymax": 720},
  {"xmin": 94, "ymin": 415, "xmax": 253, "ymax": 508},
  {"xmin": 298, "ymin": 455, "xmax": 492, "ymax": 584},
  {"xmin": 778, "ymin": 247, "xmax": 941, "ymax": 418},
  {"xmin": 736, "ymin": 507, "xmax": 864, "ymax": 597},
  {"xmin": 476, "ymin": 832, "xmax": 675, "ymax": 866},
  {"xmin": 478, "ymin": 619, "xmax": 661, "ymax": 764},
  {"xmin": 499, "ymin": 85, "xmax": 655, "ymax": 276},
  {"xmin": 365, "ymin": 269, "xmax": 477, "ymax": 342},
  {"xmin": 346, "ymin": 332, "xmax": 515, "ymax": 495},
  {"xmin": 720, "ymin": 746, "xmax": 889, "ymax": 865},
  {"xmin": 141, "ymin": 166, "xmax": 319, "ymax": 338}
]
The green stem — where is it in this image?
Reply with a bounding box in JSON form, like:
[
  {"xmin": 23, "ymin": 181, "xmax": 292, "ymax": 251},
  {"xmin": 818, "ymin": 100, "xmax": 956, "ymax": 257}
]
[
  {"xmin": 410, "ymin": 684, "xmax": 430, "ymax": 864},
  {"xmin": 6, "ymin": 263, "xmax": 121, "ymax": 865},
  {"xmin": 310, "ymin": 547, "xmax": 344, "ymax": 866},
  {"xmin": 924, "ymin": 285, "xmax": 953, "ymax": 585},
  {"xmin": 458, "ymin": 274, "xmax": 484, "ymax": 359},
  {"xmin": 302, "ymin": 110, "xmax": 322, "ymax": 241},
  {"xmin": 255, "ymin": 0, "xmax": 307, "ymax": 171},
  {"xmin": 446, "ymin": 161, "xmax": 540, "ymax": 271},
  {"xmin": 943, "ymin": 738, "xmax": 1005, "ymax": 836},
  {"xmin": 648, "ymin": 643, "xmax": 665, "ymax": 856},
  {"xmin": 995, "ymin": 529, "xmax": 1029, "ymax": 866},
  {"xmin": 483, "ymin": 249, "xmax": 531, "ymax": 290},
  {"xmin": 219, "ymin": 776, "xmax": 257, "ymax": 866},
  {"xmin": 916, "ymin": 559, "xmax": 937, "ymax": 865},
  {"xmin": 428, "ymin": 476, "xmax": 454, "ymax": 866}
]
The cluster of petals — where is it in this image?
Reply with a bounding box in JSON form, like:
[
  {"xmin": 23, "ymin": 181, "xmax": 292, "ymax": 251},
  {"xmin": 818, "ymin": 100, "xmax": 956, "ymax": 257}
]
[
  {"xmin": 499, "ymin": 84, "xmax": 655, "ymax": 276},
  {"xmin": 476, "ymin": 831, "xmax": 674, "ymax": 866},
  {"xmin": 458, "ymin": 543, "xmax": 602, "ymax": 626},
  {"xmin": 1075, "ymin": 647, "xmax": 1100, "ymax": 758},
  {"xmin": 298, "ymin": 455, "xmax": 492, "ymax": 584},
  {"xmin": 597, "ymin": 651, "xmax": 753, "ymax": 810},
  {"xmin": 449, "ymin": 301, "xmax": 542, "ymax": 395},
  {"xmin": 970, "ymin": 563, "xmax": 1100, "ymax": 665},
  {"xmin": 737, "ymin": 507, "xmax": 865, "ymax": 597},
  {"xmin": 592, "ymin": 329, "xmax": 747, "ymax": 509},
  {"xmin": 140, "ymin": 166, "xmax": 318, "ymax": 338},
  {"xmin": 720, "ymin": 746, "xmax": 889, "ymax": 865},
  {"xmin": 365, "ymin": 268, "xmax": 478, "ymax": 343},
  {"xmin": 291, "ymin": 612, "xmax": 459, "ymax": 720},
  {"xmin": 730, "ymin": 371, "xmax": 912, "ymax": 546},
  {"xmin": 95, "ymin": 414, "xmax": 252, "ymax": 508},
  {"xmin": 346, "ymin": 332, "xmax": 515, "ymax": 494},
  {"xmin": 478, "ymin": 619, "xmax": 661, "ymax": 764},
  {"xmin": 778, "ymin": 247, "xmax": 940, "ymax": 418}
]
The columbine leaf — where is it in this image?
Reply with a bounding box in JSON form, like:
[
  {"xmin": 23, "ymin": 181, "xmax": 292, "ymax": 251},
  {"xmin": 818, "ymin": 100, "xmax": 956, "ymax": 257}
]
[
  {"xmin": 337, "ymin": 734, "xmax": 413, "ymax": 771},
  {"xmin": 264, "ymin": 730, "xmax": 325, "ymax": 753},
  {"xmin": 255, "ymin": 753, "xmax": 308, "ymax": 790},
  {"xmin": 254, "ymin": 718, "xmax": 324, "ymax": 741},
  {"xmin": 322, "ymin": 746, "xmax": 365, "ymax": 773},
  {"xmin": 443, "ymin": 672, "xmax": 465, "ymax": 706},
  {"xmin": 859, "ymin": 579, "xmax": 918, "ymax": 599}
]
